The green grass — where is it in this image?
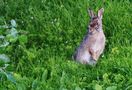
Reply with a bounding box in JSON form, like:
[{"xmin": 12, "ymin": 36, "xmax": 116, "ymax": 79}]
[{"xmin": 0, "ymin": 0, "xmax": 132, "ymax": 90}]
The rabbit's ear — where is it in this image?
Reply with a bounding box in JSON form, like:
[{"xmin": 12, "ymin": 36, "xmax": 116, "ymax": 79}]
[
  {"xmin": 88, "ymin": 8, "xmax": 95, "ymax": 18},
  {"xmin": 98, "ymin": 8, "xmax": 104, "ymax": 19}
]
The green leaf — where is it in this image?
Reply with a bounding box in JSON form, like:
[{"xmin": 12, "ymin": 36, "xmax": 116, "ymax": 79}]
[
  {"xmin": 0, "ymin": 54, "xmax": 10, "ymax": 63},
  {"xmin": 106, "ymin": 86, "xmax": 117, "ymax": 90},
  {"xmin": 17, "ymin": 83, "xmax": 26, "ymax": 90},
  {"xmin": 18, "ymin": 35, "xmax": 28, "ymax": 44},
  {"xmin": 5, "ymin": 72, "xmax": 16, "ymax": 84},
  {"xmin": 32, "ymin": 79, "xmax": 39, "ymax": 89},
  {"xmin": 95, "ymin": 84, "xmax": 102, "ymax": 90},
  {"xmin": 75, "ymin": 86, "xmax": 81, "ymax": 90},
  {"xmin": 6, "ymin": 28, "xmax": 18, "ymax": 43},
  {"xmin": 6, "ymin": 36, "xmax": 17, "ymax": 42},
  {"xmin": 0, "ymin": 35, "xmax": 9, "ymax": 47},
  {"xmin": 10, "ymin": 19, "xmax": 17, "ymax": 28},
  {"xmin": 41, "ymin": 69, "xmax": 48, "ymax": 82}
]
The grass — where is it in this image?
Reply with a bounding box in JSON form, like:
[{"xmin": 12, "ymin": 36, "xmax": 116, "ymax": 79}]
[{"xmin": 0, "ymin": 0, "xmax": 132, "ymax": 90}]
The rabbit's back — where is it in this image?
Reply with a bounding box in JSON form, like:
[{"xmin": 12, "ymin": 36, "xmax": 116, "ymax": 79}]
[
  {"xmin": 73, "ymin": 34, "xmax": 95, "ymax": 64},
  {"xmin": 74, "ymin": 45, "xmax": 91, "ymax": 64}
]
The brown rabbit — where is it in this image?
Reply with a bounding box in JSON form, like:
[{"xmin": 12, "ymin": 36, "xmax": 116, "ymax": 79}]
[{"xmin": 73, "ymin": 8, "xmax": 105, "ymax": 65}]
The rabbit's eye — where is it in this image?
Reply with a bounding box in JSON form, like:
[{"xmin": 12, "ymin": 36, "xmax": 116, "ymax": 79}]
[
  {"xmin": 90, "ymin": 23, "xmax": 95, "ymax": 27},
  {"xmin": 90, "ymin": 21, "xmax": 97, "ymax": 27}
]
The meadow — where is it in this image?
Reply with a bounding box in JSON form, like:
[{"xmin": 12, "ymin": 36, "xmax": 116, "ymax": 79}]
[{"xmin": 0, "ymin": 0, "xmax": 132, "ymax": 90}]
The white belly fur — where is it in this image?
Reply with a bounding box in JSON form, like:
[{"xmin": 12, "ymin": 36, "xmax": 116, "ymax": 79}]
[{"xmin": 80, "ymin": 51, "xmax": 91, "ymax": 63}]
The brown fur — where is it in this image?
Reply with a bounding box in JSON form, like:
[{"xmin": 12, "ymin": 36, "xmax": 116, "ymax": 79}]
[{"xmin": 73, "ymin": 8, "xmax": 105, "ymax": 65}]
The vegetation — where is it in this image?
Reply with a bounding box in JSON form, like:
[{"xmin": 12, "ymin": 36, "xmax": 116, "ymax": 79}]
[{"xmin": 0, "ymin": 0, "xmax": 132, "ymax": 90}]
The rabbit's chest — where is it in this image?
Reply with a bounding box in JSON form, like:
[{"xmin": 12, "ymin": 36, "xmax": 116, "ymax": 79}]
[{"xmin": 90, "ymin": 34, "xmax": 105, "ymax": 51}]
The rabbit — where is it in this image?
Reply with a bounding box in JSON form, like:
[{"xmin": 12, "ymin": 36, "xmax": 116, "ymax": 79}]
[{"xmin": 73, "ymin": 8, "xmax": 105, "ymax": 66}]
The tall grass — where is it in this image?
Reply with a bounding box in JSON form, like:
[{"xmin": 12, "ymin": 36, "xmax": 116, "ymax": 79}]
[{"xmin": 0, "ymin": 0, "xmax": 132, "ymax": 90}]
